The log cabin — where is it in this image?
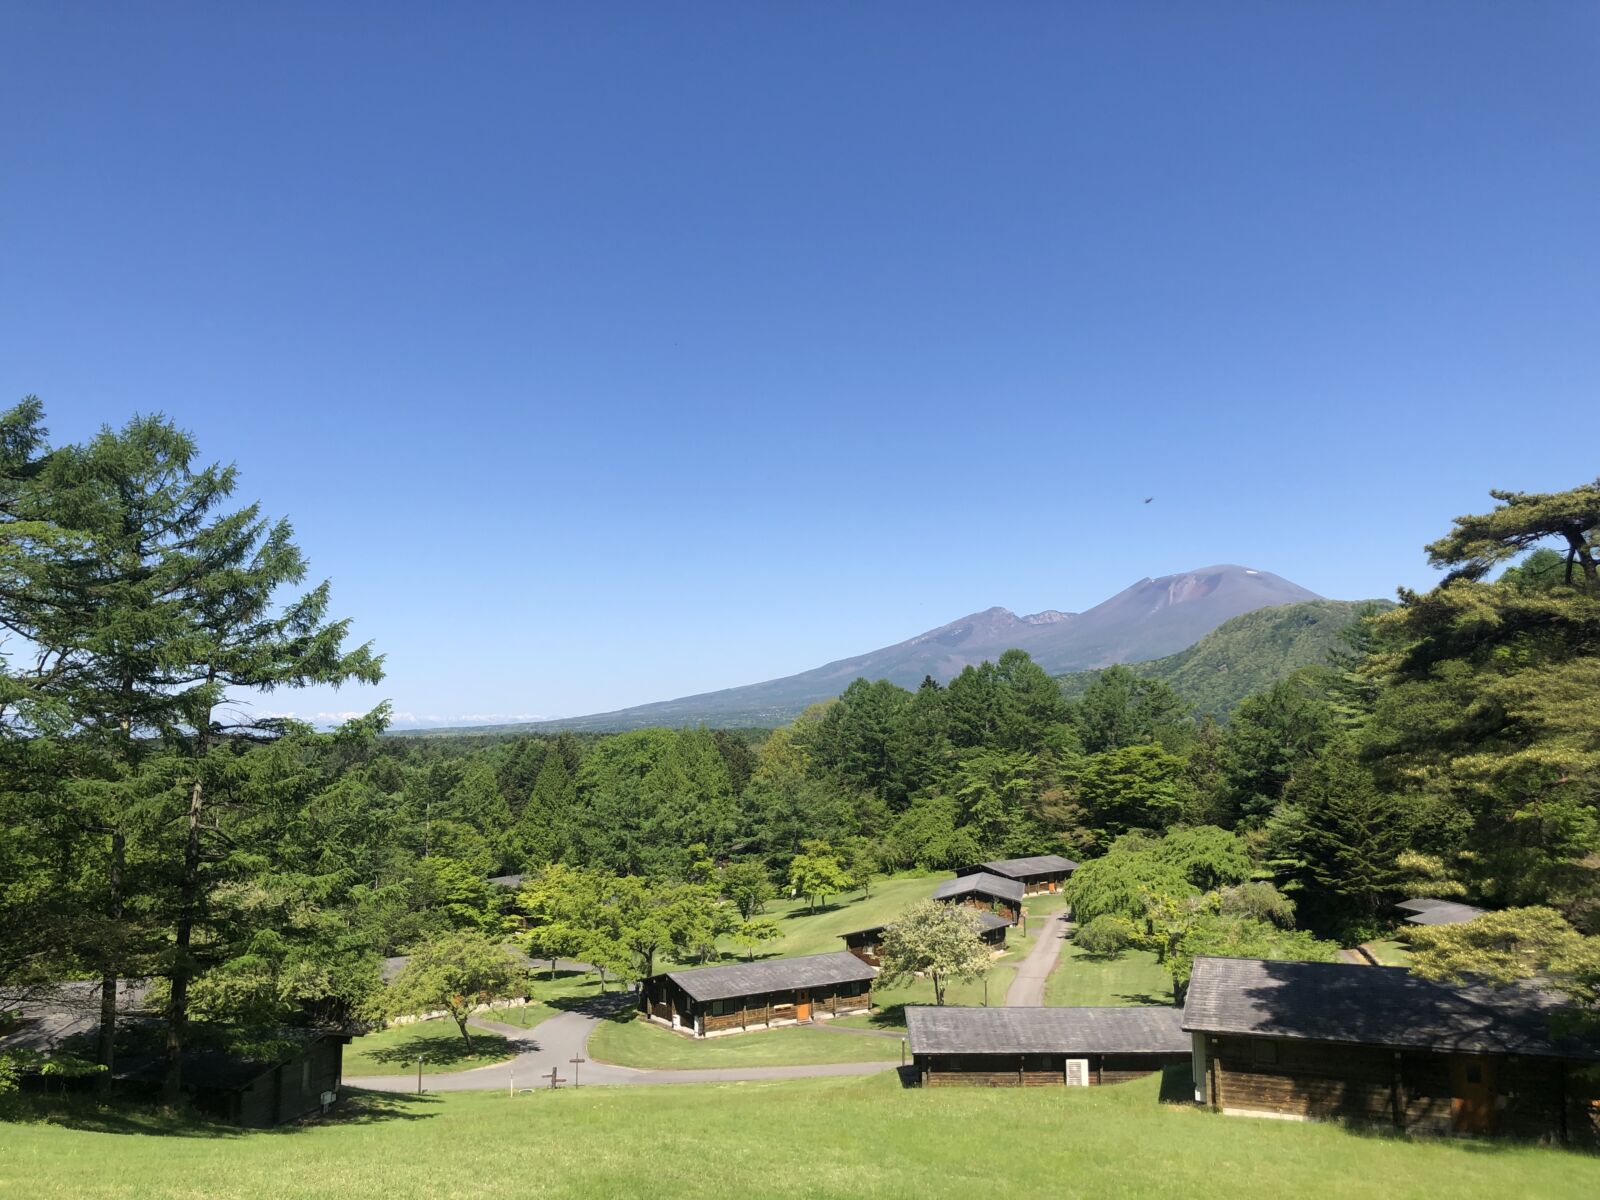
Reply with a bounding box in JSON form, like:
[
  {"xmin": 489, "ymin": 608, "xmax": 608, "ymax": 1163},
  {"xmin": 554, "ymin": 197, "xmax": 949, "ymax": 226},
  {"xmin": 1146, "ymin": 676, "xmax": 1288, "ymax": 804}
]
[
  {"xmin": 841, "ymin": 911, "xmax": 1011, "ymax": 966},
  {"xmin": 931, "ymin": 872, "xmax": 1025, "ymax": 923},
  {"xmin": 906, "ymin": 1005, "xmax": 1189, "ymax": 1086},
  {"xmin": 1183, "ymin": 956, "xmax": 1600, "ymax": 1145},
  {"xmin": 637, "ymin": 951, "xmax": 876, "ymax": 1037},
  {"xmin": 955, "ymin": 854, "xmax": 1078, "ymax": 896}
]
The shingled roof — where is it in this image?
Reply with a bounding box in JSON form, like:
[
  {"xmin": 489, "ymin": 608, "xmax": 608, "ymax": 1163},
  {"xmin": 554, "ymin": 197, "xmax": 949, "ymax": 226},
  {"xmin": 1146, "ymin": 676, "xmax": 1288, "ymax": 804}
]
[
  {"xmin": 906, "ymin": 1005, "xmax": 1188, "ymax": 1056},
  {"xmin": 965, "ymin": 854, "xmax": 1079, "ymax": 879},
  {"xmin": 659, "ymin": 952, "xmax": 877, "ymax": 1003},
  {"xmin": 932, "ymin": 872, "xmax": 1025, "ymax": 905},
  {"xmin": 1396, "ymin": 898, "xmax": 1486, "ymax": 926},
  {"xmin": 1183, "ymin": 956, "xmax": 1600, "ymax": 1061}
]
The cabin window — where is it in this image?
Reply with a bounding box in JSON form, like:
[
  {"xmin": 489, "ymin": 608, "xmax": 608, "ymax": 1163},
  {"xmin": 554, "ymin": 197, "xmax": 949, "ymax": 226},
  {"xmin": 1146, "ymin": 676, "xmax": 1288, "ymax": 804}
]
[
  {"xmin": 1251, "ymin": 1039, "xmax": 1277, "ymax": 1066},
  {"xmin": 710, "ymin": 999, "xmax": 735, "ymax": 1017},
  {"xmin": 1465, "ymin": 1063, "xmax": 1482, "ymax": 1085}
]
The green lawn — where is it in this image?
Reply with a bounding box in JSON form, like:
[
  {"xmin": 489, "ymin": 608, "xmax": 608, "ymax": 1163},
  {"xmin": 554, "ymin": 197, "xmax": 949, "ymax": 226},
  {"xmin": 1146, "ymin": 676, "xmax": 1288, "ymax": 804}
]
[
  {"xmin": 6, "ymin": 1070, "xmax": 1596, "ymax": 1199},
  {"xmin": 1044, "ymin": 942, "xmax": 1175, "ymax": 1007},
  {"xmin": 716, "ymin": 873, "xmax": 943, "ymax": 960},
  {"xmin": 587, "ymin": 1015, "xmax": 901, "ymax": 1068},
  {"xmin": 1365, "ymin": 939, "xmax": 1413, "ymax": 967},
  {"xmin": 343, "ymin": 1019, "xmax": 517, "ymax": 1076}
]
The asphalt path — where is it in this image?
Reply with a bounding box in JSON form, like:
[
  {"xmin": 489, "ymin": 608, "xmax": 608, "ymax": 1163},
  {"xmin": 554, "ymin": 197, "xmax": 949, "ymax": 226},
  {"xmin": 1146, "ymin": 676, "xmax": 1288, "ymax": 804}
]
[{"xmin": 345, "ymin": 997, "xmax": 900, "ymax": 1092}]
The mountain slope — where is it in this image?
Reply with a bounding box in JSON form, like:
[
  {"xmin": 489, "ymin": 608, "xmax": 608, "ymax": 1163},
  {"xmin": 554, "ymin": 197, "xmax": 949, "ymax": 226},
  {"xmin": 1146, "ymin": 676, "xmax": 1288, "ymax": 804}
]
[
  {"xmin": 497, "ymin": 565, "xmax": 1323, "ymax": 733},
  {"xmin": 1057, "ymin": 599, "xmax": 1388, "ymax": 720}
]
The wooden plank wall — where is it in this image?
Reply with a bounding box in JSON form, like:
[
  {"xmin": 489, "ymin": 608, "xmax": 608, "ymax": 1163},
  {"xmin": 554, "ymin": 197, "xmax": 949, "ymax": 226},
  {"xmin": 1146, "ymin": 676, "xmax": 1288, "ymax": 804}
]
[{"xmin": 1209, "ymin": 1035, "xmax": 1599, "ymax": 1145}]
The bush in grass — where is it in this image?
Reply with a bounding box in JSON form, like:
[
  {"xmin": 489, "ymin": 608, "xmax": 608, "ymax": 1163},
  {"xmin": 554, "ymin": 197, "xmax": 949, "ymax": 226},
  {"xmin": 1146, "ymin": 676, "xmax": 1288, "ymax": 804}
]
[{"xmin": 1075, "ymin": 914, "xmax": 1138, "ymax": 958}]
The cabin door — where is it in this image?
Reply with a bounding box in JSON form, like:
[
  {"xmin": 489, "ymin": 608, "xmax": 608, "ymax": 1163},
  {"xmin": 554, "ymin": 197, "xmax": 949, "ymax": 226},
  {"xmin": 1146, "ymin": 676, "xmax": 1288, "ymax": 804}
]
[
  {"xmin": 796, "ymin": 991, "xmax": 812, "ymax": 1021},
  {"xmin": 1450, "ymin": 1055, "xmax": 1497, "ymax": 1134}
]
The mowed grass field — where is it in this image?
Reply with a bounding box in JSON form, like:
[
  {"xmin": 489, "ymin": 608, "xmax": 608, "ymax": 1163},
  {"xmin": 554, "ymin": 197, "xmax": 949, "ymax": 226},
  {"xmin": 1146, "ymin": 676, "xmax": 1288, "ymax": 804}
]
[
  {"xmin": 1045, "ymin": 942, "xmax": 1175, "ymax": 1007},
  {"xmin": 588, "ymin": 1017, "xmax": 900, "ymax": 1068},
  {"xmin": 6, "ymin": 1071, "xmax": 1596, "ymax": 1200},
  {"xmin": 343, "ymin": 1019, "xmax": 517, "ymax": 1076}
]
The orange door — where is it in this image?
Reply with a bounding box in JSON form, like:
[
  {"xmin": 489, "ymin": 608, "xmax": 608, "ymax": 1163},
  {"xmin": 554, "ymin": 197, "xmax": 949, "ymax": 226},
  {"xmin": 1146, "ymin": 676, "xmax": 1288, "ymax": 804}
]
[
  {"xmin": 1451, "ymin": 1056, "xmax": 1497, "ymax": 1134},
  {"xmin": 796, "ymin": 991, "xmax": 811, "ymax": 1021}
]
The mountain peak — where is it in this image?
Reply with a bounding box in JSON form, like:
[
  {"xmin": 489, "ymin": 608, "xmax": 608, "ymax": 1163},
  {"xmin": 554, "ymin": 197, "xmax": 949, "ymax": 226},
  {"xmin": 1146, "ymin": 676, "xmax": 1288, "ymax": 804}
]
[{"xmin": 505, "ymin": 565, "xmax": 1325, "ymax": 733}]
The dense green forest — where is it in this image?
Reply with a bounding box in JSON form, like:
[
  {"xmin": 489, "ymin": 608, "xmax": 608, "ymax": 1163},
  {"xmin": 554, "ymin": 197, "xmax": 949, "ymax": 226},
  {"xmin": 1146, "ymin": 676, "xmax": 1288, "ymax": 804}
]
[
  {"xmin": 3, "ymin": 400, "xmax": 1598, "ymax": 1093},
  {"xmin": 1057, "ymin": 598, "xmax": 1389, "ymax": 719}
]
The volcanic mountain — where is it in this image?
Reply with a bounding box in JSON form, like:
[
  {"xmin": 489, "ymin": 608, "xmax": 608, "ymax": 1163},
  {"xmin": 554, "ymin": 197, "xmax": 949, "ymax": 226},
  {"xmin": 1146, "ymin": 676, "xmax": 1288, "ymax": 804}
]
[{"xmin": 510, "ymin": 565, "xmax": 1322, "ymax": 732}]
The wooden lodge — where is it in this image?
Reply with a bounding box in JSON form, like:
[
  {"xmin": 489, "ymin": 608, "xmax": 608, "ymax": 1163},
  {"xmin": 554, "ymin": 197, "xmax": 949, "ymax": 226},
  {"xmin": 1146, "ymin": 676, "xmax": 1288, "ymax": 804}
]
[
  {"xmin": 931, "ymin": 872, "xmax": 1024, "ymax": 923},
  {"xmin": 637, "ymin": 951, "xmax": 876, "ymax": 1037},
  {"xmin": 841, "ymin": 911, "xmax": 1010, "ymax": 966},
  {"xmin": 1183, "ymin": 956, "xmax": 1600, "ymax": 1144},
  {"xmin": 955, "ymin": 854, "xmax": 1078, "ymax": 896},
  {"xmin": 906, "ymin": 1005, "xmax": 1189, "ymax": 1087}
]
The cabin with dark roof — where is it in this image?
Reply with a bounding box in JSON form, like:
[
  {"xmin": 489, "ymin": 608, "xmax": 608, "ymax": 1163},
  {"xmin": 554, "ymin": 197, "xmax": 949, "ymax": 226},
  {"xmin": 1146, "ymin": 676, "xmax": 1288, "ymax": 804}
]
[
  {"xmin": 956, "ymin": 854, "xmax": 1079, "ymax": 896},
  {"xmin": 637, "ymin": 952, "xmax": 876, "ymax": 1037},
  {"xmin": 931, "ymin": 872, "xmax": 1024, "ymax": 923},
  {"xmin": 0, "ymin": 981, "xmax": 348, "ymax": 1128},
  {"xmin": 906, "ymin": 1005, "xmax": 1189, "ymax": 1087},
  {"xmin": 841, "ymin": 911, "xmax": 1010, "ymax": 966},
  {"xmin": 1395, "ymin": 897, "xmax": 1487, "ymax": 926},
  {"xmin": 1183, "ymin": 956, "xmax": 1600, "ymax": 1144}
]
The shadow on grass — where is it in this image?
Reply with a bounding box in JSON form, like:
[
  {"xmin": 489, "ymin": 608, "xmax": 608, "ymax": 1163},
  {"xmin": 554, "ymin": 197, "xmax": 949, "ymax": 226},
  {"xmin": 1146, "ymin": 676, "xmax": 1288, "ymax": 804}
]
[
  {"xmin": 0, "ymin": 1088, "xmax": 443, "ymax": 1137},
  {"xmin": 1113, "ymin": 991, "xmax": 1175, "ymax": 1006},
  {"xmin": 549, "ymin": 990, "xmax": 638, "ymax": 1023},
  {"xmin": 354, "ymin": 1029, "xmax": 517, "ymax": 1071},
  {"xmin": 851, "ymin": 1004, "xmax": 908, "ymax": 1031}
]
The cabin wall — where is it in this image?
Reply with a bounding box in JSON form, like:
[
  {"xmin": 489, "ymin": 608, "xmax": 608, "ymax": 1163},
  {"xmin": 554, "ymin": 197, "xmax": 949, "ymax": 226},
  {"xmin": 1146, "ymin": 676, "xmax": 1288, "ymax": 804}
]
[
  {"xmin": 233, "ymin": 1040, "xmax": 344, "ymax": 1129},
  {"xmin": 1204, "ymin": 1034, "xmax": 1595, "ymax": 1144},
  {"xmin": 641, "ymin": 979, "xmax": 872, "ymax": 1037},
  {"xmin": 917, "ymin": 1051, "xmax": 1181, "ymax": 1087}
]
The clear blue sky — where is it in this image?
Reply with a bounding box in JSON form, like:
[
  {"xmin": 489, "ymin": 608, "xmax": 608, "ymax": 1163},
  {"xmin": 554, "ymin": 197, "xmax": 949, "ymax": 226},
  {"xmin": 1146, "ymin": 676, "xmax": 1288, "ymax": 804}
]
[{"xmin": 4, "ymin": 4, "xmax": 1597, "ymax": 725}]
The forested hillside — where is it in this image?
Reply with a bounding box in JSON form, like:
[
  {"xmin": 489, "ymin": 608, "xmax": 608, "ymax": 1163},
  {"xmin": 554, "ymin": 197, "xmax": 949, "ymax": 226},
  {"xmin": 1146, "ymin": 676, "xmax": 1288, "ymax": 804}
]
[
  {"xmin": 3, "ymin": 400, "xmax": 1598, "ymax": 1093},
  {"xmin": 1058, "ymin": 599, "xmax": 1389, "ymax": 720}
]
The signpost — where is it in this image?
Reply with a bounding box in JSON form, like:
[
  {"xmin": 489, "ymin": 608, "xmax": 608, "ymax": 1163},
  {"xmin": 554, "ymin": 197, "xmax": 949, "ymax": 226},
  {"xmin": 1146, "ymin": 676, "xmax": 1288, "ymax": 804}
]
[
  {"xmin": 545, "ymin": 1067, "xmax": 566, "ymax": 1090},
  {"xmin": 569, "ymin": 1055, "xmax": 586, "ymax": 1089},
  {"xmin": 416, "ymin": 1055, "xmax": 425, "ymax": 1095}
]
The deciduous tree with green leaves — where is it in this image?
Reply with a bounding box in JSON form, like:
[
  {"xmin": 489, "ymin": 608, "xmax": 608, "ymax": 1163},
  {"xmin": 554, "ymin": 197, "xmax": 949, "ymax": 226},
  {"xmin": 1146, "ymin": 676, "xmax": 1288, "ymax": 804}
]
[
  {"xmin": 383, "ymin": 931, "xmax": 524, "ymax": 1055},
  {"xmin": 875, "ymin": 900, "xmax": 993, "ymax": 1006}
]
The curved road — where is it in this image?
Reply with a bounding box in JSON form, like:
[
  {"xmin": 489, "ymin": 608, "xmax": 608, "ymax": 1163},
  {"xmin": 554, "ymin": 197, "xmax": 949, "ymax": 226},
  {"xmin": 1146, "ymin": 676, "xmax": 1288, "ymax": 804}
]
[{"xmin": 345, "ymin": 1001, "xmax": 900, "ymax": 1093}]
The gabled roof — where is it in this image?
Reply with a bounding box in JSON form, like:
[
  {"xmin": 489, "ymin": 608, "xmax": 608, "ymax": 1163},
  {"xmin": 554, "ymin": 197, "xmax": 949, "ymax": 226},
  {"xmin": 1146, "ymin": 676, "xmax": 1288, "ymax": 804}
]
[
  {"xmin": 906, "ymin": 1005, "xmax": 1188, "ymax": 1056},
  {"xmin": 973, "ymin": 911, "xmax": 1012, "ymax": 933},
  {"xmin": 658, "ymin": 952, "xmax": 877, "ymax": 1003},
  {"xmin": 932, "ymin": 872, "xmax": 1025, "ymax": 905},
  {"xmin": 487, "ymin": 873, "xmax": 525, "ymax": 889},
  {"xmin": 1182, "ymin": 956, "xmax": 1600, "ymax": 1061},
  {"xmin": 965, "ymin": 855, "xmax": 1079, "ymax": 879},
  {"xmin": 1400, "ymin": 900, "xmax": 1486, "ymax": 926}
]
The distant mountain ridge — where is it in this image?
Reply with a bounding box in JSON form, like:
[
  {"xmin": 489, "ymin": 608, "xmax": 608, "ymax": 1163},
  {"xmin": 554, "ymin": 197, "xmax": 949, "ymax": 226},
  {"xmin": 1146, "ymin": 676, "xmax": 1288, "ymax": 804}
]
[
  {"xmin": 1057, "ymin": 598, "xmax": 1389, "ymax": 720},
  {"xmin": 455, "ymin": 565, "xmax": 1325, "ymax": 734}
]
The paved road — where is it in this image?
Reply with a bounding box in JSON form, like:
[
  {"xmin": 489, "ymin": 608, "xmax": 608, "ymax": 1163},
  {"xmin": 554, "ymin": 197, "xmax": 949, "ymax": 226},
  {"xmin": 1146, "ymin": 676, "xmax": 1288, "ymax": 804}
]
[
  {"xmin": 345, "ymin": 999, "xmax": 899, "ymax": 1093},
  {"xmin": 1004, "ymin": 907, "xmax": 1072, "ymax": 1007}
]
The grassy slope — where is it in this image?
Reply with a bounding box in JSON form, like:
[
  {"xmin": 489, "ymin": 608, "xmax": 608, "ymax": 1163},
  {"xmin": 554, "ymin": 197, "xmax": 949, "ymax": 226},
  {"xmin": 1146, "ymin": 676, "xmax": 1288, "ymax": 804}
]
[
  {"xmin": 1045, "ymin": 943, "xmax": 1175, "ymax": 1007},
  {"xmin": 1058, "ymin": 599, "xmax": 1384, "ymax": 720},
  {"xmin": 588, "ymin": 1019, "xmax": 898, "ymax": 1068},
  {"xmin": 719, "ymin": 873, "xmax": 942, "ymax": 960},
  {"xmin": 6, "ymin": 1073, "xmax": 1595, "ymax": 1200}
]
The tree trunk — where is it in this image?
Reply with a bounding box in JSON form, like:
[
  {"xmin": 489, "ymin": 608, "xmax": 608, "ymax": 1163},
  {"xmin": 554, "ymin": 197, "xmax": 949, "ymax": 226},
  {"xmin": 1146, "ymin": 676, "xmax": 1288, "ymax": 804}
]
[
  {"xmin": 1564, "ymin": 530, "xmax": 1599, "ymax": 594},
  {"xmin": 96, "ymin": 829, "xmax": 125, "ymax": 1091},
  {"xmin": 454, "ymin": 1013, "xmax": 476, "ymax": 1055},
  {"xmin": 933, "ymin": 971, "xmax": 945, "ymax": 1005},
  {"xmin": 164, "ymin": 705, "xmax": 212, "ymax": 1105}
]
